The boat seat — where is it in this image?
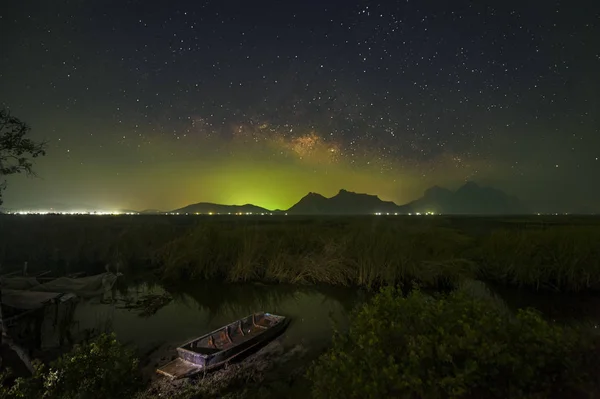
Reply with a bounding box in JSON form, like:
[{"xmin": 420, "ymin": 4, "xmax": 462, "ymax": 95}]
[{"xmin": 189, "ymin": 346, "xmax": 221, "ymax": 355}]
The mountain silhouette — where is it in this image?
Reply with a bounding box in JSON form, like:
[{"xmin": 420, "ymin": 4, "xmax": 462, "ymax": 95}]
[
  {"xmin": 286, "ymin": 192, "xmax": 330, "ymax": 214},
  {"xmin": 287, "ymin": 189, "xmax": 401, "ymax": 215},
  {"xmin": 169, "ymin": 202, "xmax": 271, "ymax": 214},
  {"xmin": 285, "ymin": 183, "xmax": 528, "ymax": 215},
  {"xmin": 405, "ymin": 182, "xmax": 529, "ymax": 215},
  {"xmin": 3, "ymin": 183, "xmax": 531, "ymax": 215}
]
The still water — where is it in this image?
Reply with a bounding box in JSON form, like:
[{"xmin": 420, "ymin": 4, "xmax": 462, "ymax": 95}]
[
  {"xmin": 36, "ymin": 278, "xmax": 363, "ymax": 368},
  {"xmin": 30, "ymin": 277, "xmax": 600, "ymax": 369}
]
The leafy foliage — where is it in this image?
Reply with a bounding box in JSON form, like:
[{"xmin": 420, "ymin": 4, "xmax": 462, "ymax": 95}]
[
  {"xmin": 0, "ymin": 108, "xmax": 47, "ymax": 205},
  {"xmin": 0, "ymin": 333, "xmax": 142, "ymax": 399},
  {"xmin": 308, "ymin": 287, "xmax": 600, "ymax": 399}
]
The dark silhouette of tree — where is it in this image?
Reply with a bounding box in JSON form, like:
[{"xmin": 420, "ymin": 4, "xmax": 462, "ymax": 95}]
[
  {"xmin": 0, "ymin": 108, "xmax": 47, "ymax": 374},
  {"xmin": 0, "ymin": 108, "xmax": 47, "ymax": 206}
]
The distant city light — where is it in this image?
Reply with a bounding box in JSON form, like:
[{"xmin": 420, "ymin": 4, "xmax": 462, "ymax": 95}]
[
  {"xmin": 3, "ymin": 210, "xmax": 458, "ymax": 217},
  {"xmin": 7, "ymin": 210, "xmax": 132, "ymax": 215}
]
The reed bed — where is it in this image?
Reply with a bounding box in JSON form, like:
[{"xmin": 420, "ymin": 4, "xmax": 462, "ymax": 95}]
[
  {"xmin": 476, "ymin": 227, "xmax": 600, "ymax": 292},
  {"xmin": 2, "ymin": 215, "xmax": 600, "ymax": 292}
]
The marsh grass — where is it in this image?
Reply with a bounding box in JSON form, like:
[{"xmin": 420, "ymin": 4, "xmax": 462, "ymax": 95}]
[
  {"xmin": 2, "ymin": 215, "xmax": 600, "ymax": 292},
  {"xmin": 478, "ymin": 227, "xmax": 600, "ymax": 292}
]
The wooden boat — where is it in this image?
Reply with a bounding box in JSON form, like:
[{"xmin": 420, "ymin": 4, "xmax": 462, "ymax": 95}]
[{"xmin": 157, "ymin": 312, "xmax": 290, "ymax": 379}]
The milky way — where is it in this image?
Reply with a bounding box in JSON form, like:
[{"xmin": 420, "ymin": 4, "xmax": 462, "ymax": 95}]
[{"xmin": 1, "ymin": 0, "xmax": 599, "ymax": 212}]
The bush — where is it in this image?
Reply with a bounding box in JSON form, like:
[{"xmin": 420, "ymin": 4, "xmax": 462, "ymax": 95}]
[
  {"xmin": 1, "ymin": 333, "xmax": 141, "ymax": 399},
  {"xmin": 308, "ymin": 287, "xmax": 599, "ymax": 399}
]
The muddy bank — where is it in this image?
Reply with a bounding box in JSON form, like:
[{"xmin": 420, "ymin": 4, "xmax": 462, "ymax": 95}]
[{"xmin": 140, "ymin": 338, "xmax": 311, "ymax": 399}]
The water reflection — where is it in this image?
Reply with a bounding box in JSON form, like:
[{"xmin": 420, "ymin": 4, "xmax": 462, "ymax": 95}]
[
  {"xmin": 17, "ymin": 275, "xmax": 600, "ymax": 369},
  {"xmin": 51, "ymin": 279, "xmax": 361, "ymax": 359}
]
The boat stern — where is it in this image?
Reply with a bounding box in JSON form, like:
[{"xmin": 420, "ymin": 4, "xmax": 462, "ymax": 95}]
[
  {"xmin": 156, "ymin": 358, "xmax": 204, "ymax": 379},
  {"xmin": 176, "ymin": 347, "xmax": 208, "ymax": 366}
]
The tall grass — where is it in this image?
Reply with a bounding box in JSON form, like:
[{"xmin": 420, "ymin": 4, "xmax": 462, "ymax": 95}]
[
  {"xmin": 477, "ymin": 227, "xmax": 600, "ymax": 292},
  {"xmin": 2, "ymin": 215, "xmax": 600, "ymax": 292},
  {"xmin": 151, "ymin": 223, "xmax": 477, "ymax": 288}
]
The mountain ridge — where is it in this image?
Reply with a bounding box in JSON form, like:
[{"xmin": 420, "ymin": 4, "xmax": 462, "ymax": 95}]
[
  {"xmin": 285, "ymin": 182, "xmax": 530, "ymax": 215},
  {"xmin": 170, "ymin": 202, "xmax": 271, "ymax": 214},
  {"xmin": 166, "ymin": 182, "xmax": 530, "ymax": 215},
  {"xmin": 288, "ymin": 188, "xmax": 401, "ymax": 215},
  {"xmin": 3, "ymin": 182, "xmax": 535, "ymax": 215},
  {"xmin": 404, "ymin": 182, "xmax": 529, "ymax": 215}
]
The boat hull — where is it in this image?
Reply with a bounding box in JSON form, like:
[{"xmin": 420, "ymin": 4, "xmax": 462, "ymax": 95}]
[{"xmin": 157, "ymin": 312, "xmax": 290, "ymax": 379}]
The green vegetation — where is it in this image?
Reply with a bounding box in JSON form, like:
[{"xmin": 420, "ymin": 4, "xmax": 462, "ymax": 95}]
[
  {"xmin": 2, "ymin": 110, "xmax": 600, "ymax": 397},
  {"xmin": 3, "ymin": 286, "xmax": 599, "ymax": 399},
  {"xmin": 477, "ymin": 227, "xmax": 600, "ymax": 291},
  {"xmin": 2, "ymin": 213, "xmax": 600, "ymax": 398},
  {"xmin": 2, "ymin": 215, "xmax": 600, "ymax": 292},
  {"xmin": 0, "ymin": 333, "xmax": 141, "ymax": 399},
  {"xmin": 0, "ymin": 108, "xmax": 47, "ymax": 206},
  {"xmin": 308, "ymin": 287, "xmax": 600, "ymax": 399}
]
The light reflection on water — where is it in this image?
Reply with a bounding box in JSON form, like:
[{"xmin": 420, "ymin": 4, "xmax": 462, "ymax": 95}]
[
  {"xmin": 53, "ymin": 280, "xmax": 362, "ymax": 361},
  {"xmin": 26, "ymin": 277, "xmax": 600, "ymax": 365}
]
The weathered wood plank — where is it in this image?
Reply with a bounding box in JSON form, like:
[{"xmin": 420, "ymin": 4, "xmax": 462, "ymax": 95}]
[{"xmin": 156, "ymin": 358, "xmax": 204, "ymax": 379}]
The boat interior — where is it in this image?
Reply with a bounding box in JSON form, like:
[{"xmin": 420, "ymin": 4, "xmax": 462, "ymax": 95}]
[{"xmin": 181, "ymin": 313, "xmax": 282, "ymax": 355}]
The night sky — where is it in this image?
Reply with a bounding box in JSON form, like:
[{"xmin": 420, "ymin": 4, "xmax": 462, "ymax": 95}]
[{"xmin": 1, "ymin": 0, "xmax": 599, "ymax": 212}]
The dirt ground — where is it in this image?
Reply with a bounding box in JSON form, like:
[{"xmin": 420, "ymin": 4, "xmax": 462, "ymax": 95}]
[{"xmin": 139, "ymin": 336, "xmax": 312, "ymax": 399}]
